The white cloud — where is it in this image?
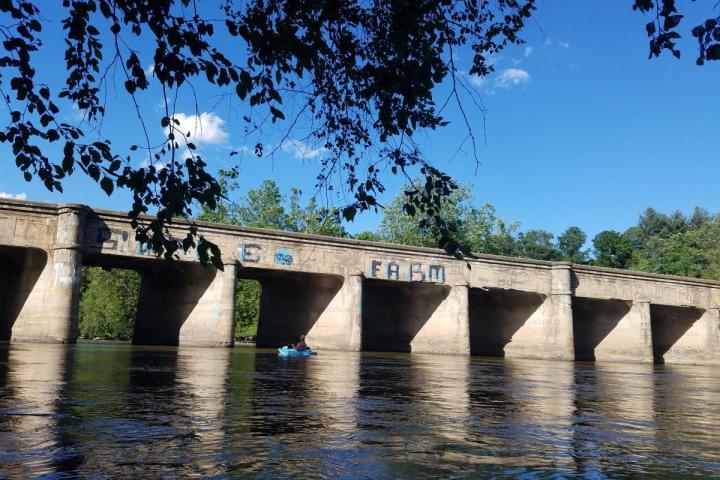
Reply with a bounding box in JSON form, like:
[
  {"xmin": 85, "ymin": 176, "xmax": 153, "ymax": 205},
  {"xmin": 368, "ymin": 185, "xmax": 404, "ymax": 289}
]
[
  {"xmin": 0, "ymin": 192, "xmax": 27, "ymax": 200},
  {"xmin": 543, "ymin": 38, "xmax": 570, "ymax": 50},
  {"xmin": 232, "ymin": 144, "xmax": 263, "ymax": 156},
  {"xmin": 166, "ymin": 112, "xmax": 229, "ymax": 147},
  {"xmin": 468, "ymin": 74, "xmax": 486, "ymax": 88},
  {"xmin": 494, "ymin": 68, "xmax": 531, "ymax": 89},
  {"xmin": 145, "ymin": 63, "xmax": 155, "ymax": 76},
  {"xmin": 139, "ymin": 156, "xmax": 167, "ymax": 170},
  {"xmin": 66, "ymin": 104, "xmax": 87, "ymax": 122},
  {"xmin": 524, "ymin": 46, "xmax": 534, "ymax": 58},
  {"xmin": 281, "ymin": 138, "xmax": 326, "ymax": 160}
]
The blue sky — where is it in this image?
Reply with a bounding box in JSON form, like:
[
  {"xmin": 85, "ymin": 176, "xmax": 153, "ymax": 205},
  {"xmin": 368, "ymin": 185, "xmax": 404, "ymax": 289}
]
[{"xmin": 1, "ymin": 1, "xmax": 718, "ymax": 242}]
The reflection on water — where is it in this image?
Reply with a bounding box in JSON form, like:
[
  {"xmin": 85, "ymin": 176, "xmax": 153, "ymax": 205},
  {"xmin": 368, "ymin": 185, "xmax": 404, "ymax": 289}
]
[{"xmin": 1, "ymin": 343, "xmax": 719, "ymax": 478}]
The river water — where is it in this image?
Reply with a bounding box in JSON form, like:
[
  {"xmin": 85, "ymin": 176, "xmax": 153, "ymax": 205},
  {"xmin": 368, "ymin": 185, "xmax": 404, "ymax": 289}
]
[{"xmin": 0, "ymin": 343, "xmax": 718, "ymax": 479}]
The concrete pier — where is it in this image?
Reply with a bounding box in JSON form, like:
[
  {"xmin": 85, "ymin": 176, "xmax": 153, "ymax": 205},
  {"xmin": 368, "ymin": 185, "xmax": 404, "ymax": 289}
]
[
  {"xmin": 1, "ymin": 198, "xmax": 720, "ymax": 365},
  {"xmin": 7, "ymin": 205, "xmax": 86, "ymax": 343}
]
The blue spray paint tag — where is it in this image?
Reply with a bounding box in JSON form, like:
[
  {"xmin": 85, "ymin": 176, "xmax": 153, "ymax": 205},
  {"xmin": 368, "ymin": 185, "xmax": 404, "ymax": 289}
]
[{"xmin": 274, "ymin": 248, "xmax": 294, "ymax": 265}]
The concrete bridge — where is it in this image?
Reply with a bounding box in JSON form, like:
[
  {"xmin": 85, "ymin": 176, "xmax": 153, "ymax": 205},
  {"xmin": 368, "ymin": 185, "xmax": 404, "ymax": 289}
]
[{"xmin": 0, "ymin": 198, "xmax": 718, "ymax": 365}]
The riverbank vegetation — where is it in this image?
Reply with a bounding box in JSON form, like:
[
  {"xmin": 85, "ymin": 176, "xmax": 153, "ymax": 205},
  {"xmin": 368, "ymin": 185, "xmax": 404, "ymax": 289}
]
[{"xmin": 78, "ymin": 177, "xmax": 720, "ymax": 340}]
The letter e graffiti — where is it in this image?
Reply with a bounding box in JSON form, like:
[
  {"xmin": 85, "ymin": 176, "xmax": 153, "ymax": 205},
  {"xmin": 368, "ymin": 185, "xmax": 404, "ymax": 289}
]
[
  {"xmin": 428, "ymin": 265, "xmax": 445, "ymax": 283},
  {"xmin": 370, "ymin": 260, "xmax": 382, "ymax": 278},
  {"xmin": 386, "ymin": 261, "xmax": 400, "ymax": 280},
  {"xmin": 409, "ymin": 263, "xmax": 426, "ymax": 282},
  {"xmin": 241, "ymin": 243, "xmax": 261, "ymax": 263}
]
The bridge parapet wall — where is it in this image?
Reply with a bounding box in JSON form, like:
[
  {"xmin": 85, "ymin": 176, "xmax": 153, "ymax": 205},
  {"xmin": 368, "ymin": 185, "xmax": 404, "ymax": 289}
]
[{"xmin": 572, "ymin": 265, "xmax": 720, "ymax": 309}]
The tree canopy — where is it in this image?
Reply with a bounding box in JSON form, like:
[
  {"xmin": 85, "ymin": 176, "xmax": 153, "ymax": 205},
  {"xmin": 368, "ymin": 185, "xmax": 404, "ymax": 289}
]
[
  {"xmin": 78, "ymin": 266, "xmax": 139, "ymax": 340},
  {"xmin": 1, "ymin": 1, "xmax": 717, "ymax": 265}
]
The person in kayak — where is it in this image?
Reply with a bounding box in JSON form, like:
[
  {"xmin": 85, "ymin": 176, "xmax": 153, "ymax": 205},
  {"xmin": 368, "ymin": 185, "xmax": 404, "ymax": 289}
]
[{"xmin": 293, "ymin": 335, "xmax": 309, "ymax": 351}]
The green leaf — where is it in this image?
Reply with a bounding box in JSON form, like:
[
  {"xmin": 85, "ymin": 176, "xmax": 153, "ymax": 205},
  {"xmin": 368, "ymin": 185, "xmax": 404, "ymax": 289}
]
[
  {"xmin": 663, "ymin": 15, "xmax": 683, "ymax": 30},
  {"xmin": 646, "ymin": 21, "xmax": 656, "ymax": 36},
  {"xmin": 270, "ymin": 105, "xmax": 285, "ymax": 121},
  {"xmin": 62, "ymin": 154, "xmax": 74, "ymax": 172},
  {"xmin": 100, "ymin": 177, "xmax": 114, "ymax": 196},
  {"xmin": 707, "ymin": 44, "xmax": 720, "ymax": 60},
  {"xmin": 109, "ymin": 159, "xmax": 121, "ymax": 171}
]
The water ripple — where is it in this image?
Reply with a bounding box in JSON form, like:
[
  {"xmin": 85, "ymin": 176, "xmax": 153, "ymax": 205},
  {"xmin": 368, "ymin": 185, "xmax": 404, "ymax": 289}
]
[{"xmin": 0, "ymin": 344, "xmax": 718, "ymax": 478}]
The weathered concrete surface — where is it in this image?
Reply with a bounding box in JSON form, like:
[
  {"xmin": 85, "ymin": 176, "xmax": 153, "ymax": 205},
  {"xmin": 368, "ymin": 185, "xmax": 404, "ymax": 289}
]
[
  {"xmin": 468, "ymin": 287, "xmax": 546, "ymax": 357},
  {"xmin": 134, "ymin": 262, "xmax": 237, "ymax": 347},
  {"xmin": 575, "ymin": 299, "xmax": 654, "ymax": 363},
  {"xmin": 651, "ymin": 304, "xmax": 706, "ymax": 364},
  {"xmin": 362, "ymin": 279, "xmax": 451, "ymax": 353},
  {"xmin": 0, "ymin": 246, "xmax": 47, "ymax": 340},
  {"xmin": 3, "ymin": 205, "xmax": 85, "ymax": 343},
  {"xmin": 1, "ymin": 198, "xmax": 720, "ymax": 365},
  {"xmin": 411, "ymin": 282, "xmax": 470, "ymax": 355},
  {"xmin": 252, "ymin": 270, "xmax": 344, "ymax": 349}
]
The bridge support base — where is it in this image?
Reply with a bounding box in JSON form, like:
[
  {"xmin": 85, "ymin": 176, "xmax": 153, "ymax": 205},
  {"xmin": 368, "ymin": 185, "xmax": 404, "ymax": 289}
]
[
  {"xmin": 10, "ymin": 206, "xmax": 85, "ymax": 344},
  {"xmin": 134, "ymin": 262, "xmax": 237, "ymax": 347},
  {"xmin": 411, "ymin": 283, "xmax": 470, "ymax": 355},
  {"xmin": 503, "ymin": 263, "xmax": 575, "ymax": 360},
  {"xmin": 654, "ymin": 306, "xmax": 720, "ymax": 365},
  {"xmin": 306, "ymin": 273, "xmax": 363, "ymax": 351},
  {"xmin": 592, "ymin": 300, "xmax": 654, "ymax": 363},
  {"xmin": 704, "ymin": 308, "xmax": 720, "ymax": 362}
]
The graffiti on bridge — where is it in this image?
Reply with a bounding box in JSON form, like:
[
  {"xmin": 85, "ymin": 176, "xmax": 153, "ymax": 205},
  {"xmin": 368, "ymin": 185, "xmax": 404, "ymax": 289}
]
[
  {"xmin": 369, "ymin": 259, "xmax": 445, "ymax": 283},
  {"xmin": 240, "ymin": 243, "xmax": 295, "ymax": 266}
]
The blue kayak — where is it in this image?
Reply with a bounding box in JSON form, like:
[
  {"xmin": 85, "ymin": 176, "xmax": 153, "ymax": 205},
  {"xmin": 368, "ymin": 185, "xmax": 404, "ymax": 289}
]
[{"xmin": 277, "ymin": 347, "xmax": 317, "ymax": 357}]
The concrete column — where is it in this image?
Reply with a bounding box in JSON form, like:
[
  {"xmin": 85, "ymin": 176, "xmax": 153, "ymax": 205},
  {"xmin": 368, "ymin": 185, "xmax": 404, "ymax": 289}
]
[
  {"xmin": 347, "ymin": 273, "xmax": 363, "ymax": 351},
  {"xmin": 703, "ymin": 308, "xmax": 720, "ymax": 358},
  {"xmin": 178, "ymin": 261, "xmax": 237, "ymax": 347},
  {"xmin": 546, "ymin": 263, "xmax": 575, "ymax": 360},
  {"xmin": 634, "ymin": 301, "xmax": 655, "ymax": 361},
  {"xmin": 411, "ymin": 283, "xmax": 470, "ymax": 355},
  {"xmin": 306, "ymin": 272, "xmax": 363, "ymax": 351},
  {"xmin": 12, "ymin": 205, "xmax": 86, "ymax": 343},
  {"xmin": 135, "ymin": 262, "xmax": 236, "ymax": 347},
  {"xmin": 595, "ymin": 300, "xmax": 654, "ymax": 363}
]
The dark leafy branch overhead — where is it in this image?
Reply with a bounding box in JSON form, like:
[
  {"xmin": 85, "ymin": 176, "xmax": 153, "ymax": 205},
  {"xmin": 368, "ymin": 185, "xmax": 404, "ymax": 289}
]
[
  {"xmin": 632, "ymin": 0, "xmax": 720, "ymax": 64},
  {"xmin": 0, "ymin": 0, "xmax": 715, "ymax": 268},
  {"xmin": 0, "ymin": 0, "xmax": 536, "ymax": 263}
]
